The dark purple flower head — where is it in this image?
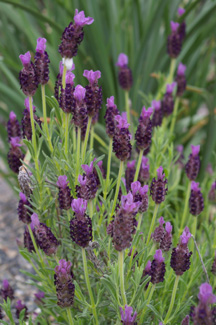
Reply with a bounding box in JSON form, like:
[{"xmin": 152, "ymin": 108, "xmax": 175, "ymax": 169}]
[
  {"xmin": 152, "ymin": 217, "xmax": 165, "ymax": 243},
  {"xmin": 19, "ymin": 51, "xmax": 31, "ymax": 68},
  {"xmin": 198, "ymin": 283, "xmax": 216, "ymax": 305},
  {"xmin": 76, "ymin": 162, "xmax": 99, "ymax": 200},
  {"xmin": 178, "ymin": 8, "xmax": 185, "ymax": 16},
  {"xmin": 8, "ymin": 137, "xmax": 24, "ymax": 173},
  {"xmin": 167, "ymin": 22, "xmax": 182, "ymax": 58},
  {"xmin": 74, "ymin": 84, "xmax": 86, "ymax": 102},
  {"xmin": 104, "ymin": 96, "xmax": 120, "ymax": 137},
  {"xmin": 176, "ymin": 63, "xmax": 186, "ymax": 96},
  {"xmin": 34, "ymin": 291, "xmax": 45, "ymax": 302},
  {"xmin": 120, "ymin": 305, "xmax": 137, "ymax": 325},
  {"xmin": 74, "ymin": 9, "xmax": 94, "ymax": 27},
  {"xmin": 160, "ymin": 221, "xmax": 172, "ymax": 252},
  {"xmin": 2, "ymin": 279, "xmax": 9, "ymax": 290},
  {"xmin": 36, "ymin": 38, "xmax": 47, "ymax": 54},
  {"xmin": 131, "ymin": 181, "xmax": 149, "ymax": 213},
  {"xmin": 1, "ymin": 279, "xmax": 14, "ymax": 301},
  {"xmin": 15, "ymin": 300, "xmax": 28, "ymax": 320},
  {"xmin": 150, "ymin": 167, "xmax": 168, "ymax": 204},
  {"xmin": 116, "ymin": 53, "xmax": 128, "ymax": 67},
  {"xmin": 71, "ymin": 198, "xmax": 87, "ymax": 218},
  {"xmin": 135, "ymin": 107, "xmax": 153, "ymax": 151},
  {"xmin": 150, "ymin": 249, "xmax": 166, "ymax": 284},
  {"xmin": 7, "ymin": 111, "xmax": 21, "ymax": 141},
  {"xmin": 138, "ymin": 157, "xmax": 150, "ymax": 183},
  {"xmin": 56, "ymin": 175, "xmax": 69, "ymax": 189},
  {"xmin": 10, "ymin": 137, "xmax": 21, "ymax": 148},
  {"xmin": 18, "ymin": 191, "xmax": 32, "ymax": 224},
  {"xmin": 189, "ymin": 181, "xmax": 204, "ymax": 216},
  {"xmin": 83, "ymin": 69, "xmax": 101, "ymax": 86},
  {"xmin": 113, "ymin": 114, "xmax": 132, "ymax": 160},
  {"xmin": 185, "ymin": 145, "xmax": 200, "ymax": 180}
]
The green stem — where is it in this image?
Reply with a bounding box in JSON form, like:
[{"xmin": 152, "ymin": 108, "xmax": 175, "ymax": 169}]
[
  {"xmin": 133, "ymin": 149, "xmax": 144, "ymax": 182},
  {"xmin": 41, "ymin": 85, "xmax": 53, "ymax": 152},
  {"xmin": 139, "ymin": 284, "xmax": 156, "ymax": 323},
  {"xmin": 62, "ymin": 64, "xmax": 67, "ymax": 89},
  {"xmin": 164, "ymin": 275, "xmax": 180, "ymax": 324},
  {"xmin": 146, "ymin": 204, "xmax": 159, "ymax": 245},
  {"xmin": 125, "ymin": 91, "xmax": 131, "ymax": 126},
  {"xmin": 93, "ymin": 132, "xmax": 108, "ymax": 149},
  {"xmin": 73, "ymin": 127, "xmax": 76, "ymax": 152},
  {"xmin": 109, "ymin": 160, "xmax": 124, "ymax": 223},
  {"xmin": 169, "ymin": 97, "xmax": 180, "ymax": 140},
  {"xmin": 82, "ymin": 248, "xmax": 99, "ymax": 325},
  {"xmin": 82, "ymin": 116, "xmax": 92, "ymax": 163},
  {"xmin": 90, "ymin": 125, "xmax": 94, "ymax": 160},
  {"xmin": 64, "ymin": 113, "xmax": 70, "ymax": 157},
  {"xmin": 75, "ymin": 127, "xmax": 81, "ymax": 184},
  {"xmin": 66, "ymin": 308, "xmax": 74, "ymax": 325},
  {"xmin": 29, "ymin": 96, "xmax": 38, "ymax": 167},
  {"xmin": 167, "ymin": 58, "xmax": 176, "ymax": 84},
  {"xmin": 137, "ymin": 213, "xmax": 142, "ymax": 231},
  {"xmin": 190, "ymin": 216, "xmax": 197, "ymax": 253},
  {"xmin": 180, "ymin": 181, "xmax": 191, "ymax": 233},
  {"xmin": 119, "ymin": 251, "xmax": 127, "ymax": 306}
]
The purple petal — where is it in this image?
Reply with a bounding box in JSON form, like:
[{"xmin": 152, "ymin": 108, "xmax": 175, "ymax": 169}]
[
  {"xmin": 83, "ymin": 70, "xmax": 101, "ymax": 85},
  {"xmin": 159, "ymin": 216, "xmax": 165, "ymax": 226},
  {"xmin": 19, "ymin": 51, "xmax": 31, "ymax": 67},
  {"xmin": 191, "ymin": 145, "xmax": 200, "ymax": 156},
  {"xmin": 157, "ymin": 166, "xmax": 165, "ymax": 180},
  {"xmin": 106, "ymin": 96, "xmax": 116, "ymax": 108},
  {"xmin": 152, "ymin": 100, "xmax": 161, "ymax": 111},
  {"xmin": 198, "ymin": 283, "xmax": 216, "ymax": 305},
  {"xmin": 82, "ymin": 161, "xmax": 94, "ymax": 175},
  {"xmin": 36, "ymin": 38, "xmax": 47, "ymax": 54},
  {"xmin": 74, "ymin": 9, "xmax": 94, "ymax": 27},
  {"xmin": 141, "ymin": 106, "xmax": 153, "ymax": 119},
  {"xmin": 176, "ymin": 145, "xmax": 183, "ymax": 153},
  {"xmin": 71, "ymin": 198, "xmax": 87, "ymax": 216},
  {"xmin": 2, "ymin": 279, "xmax": 9, "ymax": 289},
  {"xmin": 115, "ymin": 115, "xmax": 130, "ymax": 129},
  {"xmin": 166, "ymin": 82, "xmax": 177, "ymax": 94},
  {"xmin": 154, "ymin": 249, "xmax": 164, "ymax": 263},
  {"xmin": 65, "ymin": 71, "xmax": 75, "ymax": 85},
  {"xmin": 16, "ymin": 300, "xmax": 25, "ymax": 310},
  {"xmin": 177, "ymin": 63, "xmax": 186, "ymax": 76},
  {"xmin": 127, "ymin": 160, "xmax": 136, "ymax": 169},
  {"xmin": 180, "ymin": 227, "xmax": 191, "ymax": 245},
  {"xmin": 139, "ymin": 185, "xmax": 148, "ymax": 195},
  {"xmin": 56, "ymin": 175, "xmax": 69, "ymax": 188},
  {"xmin": 191, "ymin": 181, "xmax": 200, "ymax": 192},
  {"xmin": 165, "ymin": 222, "xmax": 172, "ymax": 234},
  {"xmin": 170, "ymin": 21, "xmax": 180, "ymax": 32},
  {"xmin": 9, "ymin": 111, "xmax": 17, "ymax": 122},
  {"xmin": 78, "ymin": 174, "xmax": 87, "ymax": 186},
  {"xmin": 116, "ymin": 53, "xmax": 128, "ymax": 67},
  {"xmin": 19, "ymin": 192, "xmax": 27, "ymax": 203},
  {"xmin": 34, "ymin": 291, "xmax": 45, "ymax": 300},
  {"xmin": 10, "ymin": 137, "xmax": 21, "ymax": 148},
  {"xmin": 24, "ymin": 97, "xmax": 35, "ymax": 112},
  {"xmin": 131, "ymin": 181, "xmax": 141, "ymax": 195},
  {"xmin": 74, "ymin": 85, "xmax": 86, "ymax": 101},
  {"xmin": 144, "ymin": 260, "xmax": 151, "ymax": 272},
  {"xmin": 31, "ymin": 213, "xmax": 40, "ymax": 229},
  {"xmin": 178, "ymin": 7, "xmax": 185, "ymax": 16}
]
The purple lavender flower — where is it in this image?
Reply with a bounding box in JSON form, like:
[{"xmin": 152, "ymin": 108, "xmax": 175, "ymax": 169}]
[
  {"xmin": 19, "ymin": 51, "xmax": 38, "ymax": 96},
  {"xmin": 150, "ymin": 167, "xmax": 168, "ymax": 204},
  {"xmin": 113, "ymin": 114, "xmax": 132, "ymax": 161},
  {"xmin": 59, "ymin": 71, "xmax": 75, "ymax": 113},
  {"xmin": 112, "ymin": 192, "xmax": 140, "ymax": 251},
  {"xmin": 7, "ymin": 137, "xmax": 24, "ymax": 173},
  {"xmin": 34, "ymin": 38, "xmax": 50, "ymax": 85},
  {"xmin": 120, "ymin": 305, "xmax": 137, "ymax": 325},
  {"xmin": 162, "ymin": 82, "xmax": 176, "ymax": 117},
  {"xmin": 1, "ymin": 279, "xmax": 14, "ymax": 301},
  {"xmin": 7, "ymin": 111, "xmax": 21, "ymax": 141},
  {"xmin": 138, "ymin": 157, "xmax": 150, "ymax": 184},
  {"xmin": 209, "ymin": 181, "xmax": 216, "ymax": 202},
  {"xmin": 189, "ymin": 181, "xmax": 204, "ymax": 216},
  {"xmin": 116, "ymin": 53, "xmax": 133, "ymax": 91},
  {"xmin": 178, "ymin": 8, "xmax": 186, "ymax": 42},
  {"xmin": 125, "ymin": 160, "xmax": 136, "ymax": 191},
  {"xmin": 30, "ymin": 213, "xmax": 59, "ymax": 255},
  {"xmin": 167, "ymin": 21, "xmax": 182, "ymax": 58},
  {"xmin": 152, "ymin": 100, "xmax": 163, "ymax": 127},
  {"xmin": 83, "ymin": 70, "xmax": 102, "ymax": 118},
  {"xmin": 15, "ymin": 300, "xmax": 28, "ymax": 320},
  {"xmin": 150, "ymin": 249, "xmax": 166, "ymax": 284},
  {"xmin": 57, "ymin": 175, "xmax": 73, "ymax": 210},
  {"xmin": 142, "ymin": 260, "xmax": 152, "ymax": 278},
  {"xmin": 34, "ymin": 291, "xmax": 45, "ymax": 305},
  {"xmin": 131, "ymin": 181, "xmax": 149, "ymax": 213},
  {"xmin": 54, "ymin": 61, "xmax": 75, "ymax": 101},
  {"xmin": 160, "ymin": 222, "xmax": 172, "ymax": 252},
  {"xmin": 175, "ymin": 63, "xmax": 186, "ymax": 97},
  {"xmin": 23, "ymin": 225, "xmax": 35, "ymax": 252},
  {"xmin": 70, "ymin": 198, "xmax": 92, "ymax": 247},
  {"xmin": 104, "ymin": 96, "xmax": 120, "ymax": 138},
  {"xmin": 58, "ymin": 9, "xmax": 94, "ymax": 59},
  {"xmin": 151, "ymin": 217, "xmax": 165, "ymax": 243},
  {"xmin": 72, "ymin": 85, "xmax": 88, "ymax": 138},
  {"xmin": 76, "ymin": 161, "xmax": 99, "ymax": 200},
  {"xmin": 18, "ymin": 192, "xmax": 32, "ymax": 224},
  {"xmin": 185, "ymin": 145, "xmax": 200, "ymax": 180},
  {"xmin": 170, "ymin": 227, "xmax": 192, "ymax": 276},
  {"xmin": 21, "ymin": 98, "xmax": 42, "ymax": 140},
  {"xmin": 54, "ymin": 259, "xmax": 75, "ymax": 308},
  {"xmin": 135, "ymin": 107, "xmax": 153, "ymax": 152},
  {"xmin": 211, "ymin": 251, "xmax": 216, "ymax": 275},
  {"xmin": 192, "ymin": 283, "xmax": 216, "ymax": 324}
]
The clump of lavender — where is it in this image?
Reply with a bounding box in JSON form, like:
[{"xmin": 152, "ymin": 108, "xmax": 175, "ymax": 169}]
[
  {"xmin": 70, "ymin": 198, "xmax": 92, "ymax": 247},
  {"xmin": 57, "ymin": 175, "xmax": 73, "ymax": 211},
  {"xmin": 189, "ymin": 181, "xmax": 204, "ymax": 216},
  {"xmin": 125, "ymin": 160, "xmax": 136, "ymax": 191},
  {"xmin": 170, "ymin": 227, "xmax": 192, "ymax": 276},
  {"xmin": 116, "ymin": 53, "xmax": 133, "ymax": 91},
  {"xmin": 162, "ymin": 83, "xmax": 176, "ymax": 117},
  {"xmin": 119, "ymin": 305, "xmax": 137, "ymax": 325},
  {"xmin": 22, "ymin": 98, "xmax": 42, "ymax": 140},
  {"xmin": 76, "ymin": 161, "xmax": 99, "ymax": 200},
  {"xmin": 192, "ymin": 283, "xmax": 216, "ymax": 324},
  {"xmin": 0, "ymin": 280, "xmax": 14, "ymax": 301},
  {"xmin": 185, "ymin": 145, "xmax": 200, "ymax": 181},
  {"xmin": 150, "ymin": 167, "xmax": 168, "ymax": 204},
  {"xmin": 139, "ymin": 157, "xmax": 150, "ymax": 184},
  {"xmin": 152, "ymin": 217, "xmax": 165, "ymax": 243},
  {"xmin": 208, "ymin": 181, "xmax": 216, "ymax": 202},
  {"xmin": 59, "ymin": 71, "xmax": 75, "ymax": 113},
  {"xmin": 131, "ymin": 181, "xmax": 149, "ymax": 213},
  {"xmin": 150, "ymin": 249, "xmax": 166, "ymax": 284},
  {"xmin": 7, "ymin": 111, "xmax": 21, "ymax": 141},
  {"xmin": 55, "ymin": 62, "xmax": 75, "ymax": 102},
  {"xmin": 58, "ymin": 9, "xmax": 94, "ymax": 59},
  {"xmin": 111, "ymin": 192, "xmax": 140, "ymax": 251},
  {"xmin": 83, "ymin": 70, "xmax": 102, "ymax": 119},
  {"xmin": 152, "ymin": 100, "xmax": 163, "ymax": 127},
  {"xmin": 18, "ymin": 192, "xmax": 32, "ymax": 224},
  {"xmin": 34, "ymin": 38, "xmax": 50, "ymax": 85},
  {"xmin": 160, "ymin": 222, "xmax": 172, "ymax": 252},
  {"xmin": 19, "ymin": 51, "xmax": 38, "ymax": 96},
  {"xmin": 104, "ymin": 96, "xmax": 120, "ymax": 138},
  {"xmin": 135, "ymin": 107, "xmax": 153, "ymax": 153},
  {"xmin": 175, "ymin": 63, "xmax": 186, "ymax": 97},
  {"xmin": 31, "ymin": 213, "xmax": 59, "ymax": 256},
  {"xmin": 15, "ymin": 300, "xmax": 28, "ymax": 321},
  {"xmin": 113, "ymin": 115, "xmax": 132, "ymax": 161},
  {"xmin": 167, "ymin": 22, "xmax": 182, "ymax": 58},
  {"xmin": 54, "ymin": 259, "xmax": 75, "ymax": 308},
  {"xmin": 7, "ymin": 137, "xmax": 24, "ymax": 173}
]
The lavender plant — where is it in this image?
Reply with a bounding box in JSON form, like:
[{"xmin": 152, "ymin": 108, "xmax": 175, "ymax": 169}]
[{"xmin": 1, "ymin": 5, "xmax": 216, "ymax": 325}]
